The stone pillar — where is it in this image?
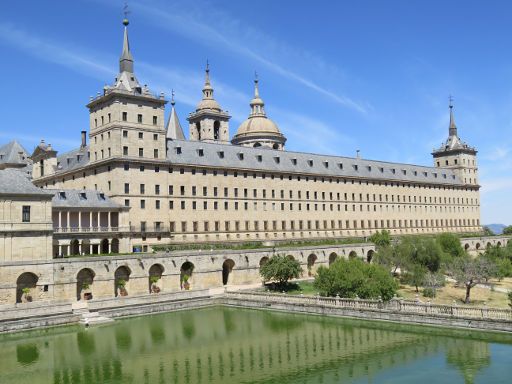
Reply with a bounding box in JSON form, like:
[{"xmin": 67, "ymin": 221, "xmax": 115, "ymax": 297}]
[
  {"xmin": 97, "ymin": 212, "xmax": 101, "ymax": 230},
  {"xmin": 66, "ymin": 211, "xmax": 70, "ymax": 231},
  {"xmin": 89, "ymin": 211, "xmax": 93, "ymax": 230},
  {"xmin": 89, "ymin": 243, "xmax": 93, "ymax": 254},
  {"xmin": 58, "ymin": 244, "xmax": 63, "ymax": 257},
  {"xmin": 107, "ymin": 240, "xmax": 111, "ymax": 254},
  {"xmin": 78, "ymin": 211, "xmax": 82, "ymax": 232},
  {"xmin": 107, "ymin": 211, "xmax": 111, "ymax": 231},
  {"xmin": 58, "ymin": 211, "xmax": 62, "ymax": 231}
]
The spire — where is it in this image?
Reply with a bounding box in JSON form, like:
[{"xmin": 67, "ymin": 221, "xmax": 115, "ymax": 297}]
[
  {"xmin": 202, "ymin": 60, "xmax": 213, "ymax": 99},
  {"xmin": 449, "ymin": 95, "xmax": 457, "ymax": 137},
  {"xmin": 166, "ymin": 90, "xmax": 185, "ymax": 140},
  {"xmin": 119, "ymin": 17, "xmax": 134, "ymax": 73},
  {"xmin": 249, "ymin": 73, "xmax": 266, "ymax": 117}
]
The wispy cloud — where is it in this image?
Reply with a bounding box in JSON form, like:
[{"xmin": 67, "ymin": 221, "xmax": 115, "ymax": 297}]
[{"xmin": 125, "ymin": 0, "xmax": 368, "ymax": 114}]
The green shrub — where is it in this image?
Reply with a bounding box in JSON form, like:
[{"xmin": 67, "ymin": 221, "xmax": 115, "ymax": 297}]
[
  {"xmin": 260, "ymin": 255, "xmax": 303, "ymax": 289},
  {"xmin": 314, "ymin": 258, "xmax": 398, "ymax": 301},
  {"xmin": 423, "ymin": 288, "xmax": 436, "ymax": 298}
]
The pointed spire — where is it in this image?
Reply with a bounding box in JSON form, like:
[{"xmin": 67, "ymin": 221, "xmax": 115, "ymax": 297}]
[
  {"xmin": 202, "ymin": 60, "xmax": 213, "ymax": 98},
  {"xmin": 449, "ymin": 95, "xmax": 457, "ymax": 137},
  {"xmin": 119, "ymin": 17, "xmax": 134, "ymax": 73},
  {"xmin": 249, "ymin": 73, "xmax": 266, "ymax": 117},
  {"xmin": 166, "ymin": 91, "xmax": 185, "ymax": 140}
]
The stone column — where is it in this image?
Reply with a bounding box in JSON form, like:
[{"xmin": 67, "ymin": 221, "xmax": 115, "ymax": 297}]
[
  {"xmin": 89, "ymin": 211, "xmax": 93, "ymax": 231},
  {"xmin": 107, "ymin": 211, "xmax": 111, "ymax": 231},
  {"xmin": 58, "ymin": 244, "xmax": 63, "ymax": 257},
  {"xmin": 97, "ymin": 212, "xmax": 101, "ymax": 231},
  {"xmin": 78, "ymin": 211, "xmax": 82, "ymax": 232},
  {"xmin": 58, "ymin": 211, "xmax": 62, "ymax": 231},
  {"xmin": 66, "ymin": 211, "xmax": 70, "ymax": 231}
]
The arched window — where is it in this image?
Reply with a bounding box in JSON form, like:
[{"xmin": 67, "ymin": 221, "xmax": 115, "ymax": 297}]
[
  {"xmin": 196, "ymin": 122, "xmax": 201, "ymax": 140},
  {"xmin": 213, "ymin": 121, "xmax": 220, "ymax": 140}
]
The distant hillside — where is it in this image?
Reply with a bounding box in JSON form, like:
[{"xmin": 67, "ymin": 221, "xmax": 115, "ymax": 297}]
[{"xmin": 485, "ymin": 224, "xmax": 507, "ymax": 235}]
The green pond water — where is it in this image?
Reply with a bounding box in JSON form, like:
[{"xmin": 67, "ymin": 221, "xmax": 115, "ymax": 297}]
[{"xmin": 1, "ymin": 307, "xmax": 512, "ymax": 384}]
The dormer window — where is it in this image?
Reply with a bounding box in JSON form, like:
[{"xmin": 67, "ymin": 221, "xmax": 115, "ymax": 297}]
[
  {"xmin": 433, "ymin": 173, "xmax": 438, "ymax": 178},
  {"xmin": 256, "ymin": 155, "xmax": 263, "ymax": 162},
  {"xmin": 443, "ymin": 173, "xmax": 447, "ymax": 178},
  {"xmin": 402, "ymin": 170, "xmax": 406, "ymax": 175},
  {"xmin": 338, "ymin": 163, "xmax": 343, "ymax": 169},
  {"xmin": 238, "ymin": 152, "xmax": 244, "ymax": 160},
  {"xmin": 323, "ymin": 161, "xmax": 329, "ymax": 168},
  {"xmin": 79, "ymin": 192, "xmax": 87, "ymax": 200},
  {"xmin": 175, "ymin": 147, "xmax": 182, "ymax": 154},
  {"xmin": 391, "ymin": 168, "xmax": 396, "ymax": 174},
  {"xmin": 379, "ymin": 167, "xmax": 384, "ymax": 173},
  {"xmin": 218, "ymin": 151, "xmax": 225, "ymax": 159},
  {"xmin": 423, "ymin": 171, "xmax": 428, "ymax": 177},
  {"xmin": 66, "ymin": 158, "xmax": 71, "ymax": 165},
  {"xmin": 59, "ymin": 191, "xmax": 66, "ymax": 200},
  {"xmin": 274, "ymin": 156, "xmax": 280, "ymax": 164},
  {"xmin": 308, "ymin": 159, "xmax": 313, "ymax": 167},
  {"xmin": 291, "ymin": 158, "xmax": 297, "ymax": 165},
  {"xmin": 353, "ymin": 164, "xmax": 358, "ymax": 171},
  {"xmin": 198, "ymin": 149, "xmax": 204, "ymax": 157},
  {"xmin": 98, "ymin": 193, "xmax": 106, "ymax": 200},
  {"xmin": 367, "ymin": 166, "xmax": 371, "ymax": 172},
  {"xmin": 413, "ymin": 170, "xmax": 418, "ymax": 176},
  {"xmin": 76, "ymin": 155, "xmax": 81, "ymax": 162}
]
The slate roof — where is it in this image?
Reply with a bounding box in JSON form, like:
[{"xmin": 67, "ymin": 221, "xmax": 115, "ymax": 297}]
[
  {"xmin": 0, "ymin": 141, "xmax": 32, "ymax": 166},
  {"xmin": 167, "ymin": 140, "xmax": 463, "ymax": 186},
  {"xmin": 48, "ymin": 139, "xmax": 463, "ymax": 186},
  {"xmin": 0, "ymin": 169, "xmax": 53, "ymax": 196},
  {"xmin": 50, "ymin": 189, "xmax": 126, "ymax": 209}
]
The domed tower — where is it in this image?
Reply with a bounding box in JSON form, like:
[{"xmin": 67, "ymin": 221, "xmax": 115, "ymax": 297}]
[
  {"xmin": 187, "ymin": 63, "xmax": 230, "ymax": 143},
  {"xmin": 232, "ymin": 76, "xmax": 286, "ymax": 150},
  {"xmin": 432, "ymin": 99, "xmax": 478, "ymax": 185}
]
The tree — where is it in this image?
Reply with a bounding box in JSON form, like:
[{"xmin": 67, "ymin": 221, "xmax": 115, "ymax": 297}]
[
  {"xmin": 436, "ymin": 233, "xmax": 465, "ymax": 259},
  {"xmin": 422, "ymin": 271, "xmax": 445, "ymax": 298},
  {"xmin": 502, "ymin": 225, "xmax": 512, "ymax": 235},
  {"xmin": 482, "ymin": 226, "xmax": 494, "ymax": 236},
  {"xmin": 403, "ymin": 264, "xmax": 428, "ymax": 293},
  {"xmin": 260, "ymin": 255, "xmax": 303, "ymax": 289},
  {"xmin": 369, "ymin": 230, "xmax": 391, "ymax": 249},
  {"xmin": 374, "ymin": 243, "xmax": 409, "ymax": 275},
  {"xmin": 314, "ymin": 258, "xmax": 398, "ymax": 300},
  {"xmin": 448, "ymin": 256, "xmax": 497, "ymax": 304}
]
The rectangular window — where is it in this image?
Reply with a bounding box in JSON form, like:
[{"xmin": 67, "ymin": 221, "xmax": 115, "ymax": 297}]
[
  {"xmin": 122, "ymin": 112, "xmax": 127, "ymax": 121},
  {"xmin": 124, "ymin": 199, "xmax": 130, "ymax": 207},
  {"xmin": 154, "ymin": 149, "xmax": 159, "ymax": 158},
  {"xmin": 124, "ymin": 183, "xmax": 129, "ymax": 194},
  {"xmin": 155, "ymin": 185, "xmax": 160, "ymax": 195},
  {"xmin": 156, "ymin": 200, "xmax": 160, "ymax": 209},
  {"xmin": 123, "ymin": 146, "xmax": 128, "ymax": 155},
  {"xmin": 140, "ymin": 184, "xmax": 145, "ymax": 194},
  {"xmin": 123, "ymin": 130, "xmax": 128, "ymax": 138},
  {"xmin": 153, "ymin": 116, "xmax": 158, "ymax": 125},
  {"xmin": 140, "ymin": 199, "xmax": 146, "ymax": 209},
  {"xmin": 22, "ymin": 206, "xmax": 30, "ymax": 222},
  {"xmin": 137, "ymin": 114, "xmax": 143, "ymax": 123},
  {"xmin": 138, "ymin": 148, "xmax": 144, "ymax": 157}
]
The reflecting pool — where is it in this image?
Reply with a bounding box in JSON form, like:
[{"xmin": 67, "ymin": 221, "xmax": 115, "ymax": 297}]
[{"xmin": 1, "ymin": 307, "xmax": 512, "ymax": 384}]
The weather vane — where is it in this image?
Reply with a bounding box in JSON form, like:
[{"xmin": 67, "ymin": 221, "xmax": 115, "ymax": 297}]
[
  {"xmin": 448, "ymin": 94, "xmax": 454, "ymax": 108},
  {"xmin": 123, "ymin": 2, "xmax": 130, "ymax": 19}
]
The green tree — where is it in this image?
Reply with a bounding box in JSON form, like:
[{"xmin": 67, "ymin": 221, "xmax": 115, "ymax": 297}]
[
  {"xmin": 482, "ymin": 226, "xmax": 494, "ymax": 236},
  {"xmin": 369, "ymin": 230, "xmax": 391, "ymax": 249},
  {"xmin": 260, "ymin": 255, "xmax": 303, "ymax": 289},
  {"xmin": 436, "ymin": 232, "xmax": 465, "ymax": 259},
  {"xmin": 403, "ymin": 264, "xmax": 428, "ymax": 293},
  {"xmin": 448, "ymin": 256, "xmax": 497, "ymax": 304},
  {"xmin": 502, "ymin": 225, "xmax": 512, "ymax": 235},
  {"xmin": 314, "ymin": 258, "xmax": 398, "ymax": 300}
]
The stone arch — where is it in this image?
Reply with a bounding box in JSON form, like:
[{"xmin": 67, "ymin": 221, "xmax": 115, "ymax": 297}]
[
  {"xmin": 486, "ymin": 242, "xmax": 492, "ymax": 249},
  {"xmin": 70, "ymin": 239, "xmax": 80, "ymax": 255},
  {"xmin": 111, "ymin": 238, "xmax": 120, "ymax": 253},
  {"xmin": 253, "ymin": 142, "xmax": 262, "ymax": 148},
  {"xmin": 366, "ymin": 250, "xmax": 375, "ymax": 263},
  {"xmin": 76, "ymin": 268, "xmax": 95, "ymax": 301},
  {"xmin": 286, "ymin": 255, "xmax": 295, "ymax": 261},
  {"xmin": 114, "ymin": 266, "xmax": 131, "ymax": 297},
  {"xmin": 100, "ymin": 239, "xmax": 109, "ymax": 254},
  {"xmin": 213, "ymin": 121, "xmax": 220, "ymax": 140},
  {"xmin": 16, "ymin": 272, "xmax": 38, "ymax": 303},
  {"xmin": 180, "ymin": 261, "xmax": 194, "ymax": 290},
  {"xmin": 149, "ymin": 264, "xmax": 164, "ymax": 293},
  {"xmin": 222, "ymin": 259, "xmax": 235, "ymax": 286},
  {"xmin": 307, "ymin": 254, "xmax": 317, "ymax": 276},
  {"xmin": 497, "ymin": 241, "xmax": 502, "ymax": 248},
  {"xmin": 259, "ymin": 256, "xmax": 269, "ymax": 271},
  {"xmin": 272, "ymin": 143, "xmax": 279, "ymax": 150},
  {"xmin": 328, "ymin": 252, "xmax": 338, "ymax": 265},
  {"xmin": 475, "ymin": 243, "xmax": 481, "ymax": 251},
  {"xmin": 348, "ymin": 250, "xmax": 358, "ymax": 259},
  {"xmin": 464, "ymin": 243, "xmax": 470, "ymax": 251}
]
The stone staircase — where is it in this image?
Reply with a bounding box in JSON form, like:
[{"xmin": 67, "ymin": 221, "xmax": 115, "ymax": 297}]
[{"xmin": 72, "ymin": 301, "xmax": 114, "ymax": 327}]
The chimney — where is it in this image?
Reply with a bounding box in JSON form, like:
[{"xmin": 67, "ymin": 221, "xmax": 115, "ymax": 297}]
[{"xmin": 81, "ymin": 131, "xmax": 87, "ymax": 148}]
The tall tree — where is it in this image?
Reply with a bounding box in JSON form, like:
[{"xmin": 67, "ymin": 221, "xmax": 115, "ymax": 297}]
[
  {"xmin": 449, "ymin": 256, "xmax": 497, "ymax": 304},
  {"xmin": 260, "ymin": 254, "xmax": 303, "ymax": 289}
]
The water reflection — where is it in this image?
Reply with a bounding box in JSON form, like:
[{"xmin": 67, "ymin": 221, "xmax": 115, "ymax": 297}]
[{"xmin": 0, "ymin": 308, "xmax": 511, "ymax": 384}]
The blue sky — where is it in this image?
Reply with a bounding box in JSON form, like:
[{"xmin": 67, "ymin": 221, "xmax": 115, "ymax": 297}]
[{"xmin": 0, "ymin": 0, "xmax": 511, "ymax": 225}]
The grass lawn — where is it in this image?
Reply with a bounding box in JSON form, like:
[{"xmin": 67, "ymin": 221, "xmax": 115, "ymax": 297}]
[
  {"xmin": 398, "ymin": 282, "xmax": 510, "ymax": 308},
  {"xmin": 490, "ymin": 277, "xmax": 512, "ymax": 290}
]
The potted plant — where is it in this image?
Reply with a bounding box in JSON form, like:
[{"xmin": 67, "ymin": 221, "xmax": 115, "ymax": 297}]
[
  {"xmin": 182, "ymin": 274, "xmax": 190, "ymax": 290},
  {"xmin": 150, "ymin": 276, "xmax": 161, "ymax": 293},
  {"xmin": 21, "ymin": 287, "xmax": 32, "ymax": 303},
  {"xmin": 117, "ymin": 279, "xmax": 128, "ymax": 296}
]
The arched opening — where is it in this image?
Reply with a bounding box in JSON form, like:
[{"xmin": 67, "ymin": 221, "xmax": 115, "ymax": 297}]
[
  {"xmin": 259, "ymin": 256, "xmax": 269, "ymax": 271},
  {"xmin": 81, "ymin": 240, "xmax": 91, "ymax": 255},
  {"xmin": 476, "ymin": 243, "xmax": 481, "ymax": 251},
  {"xmin": 497, "ymin": 242, "xmax": 502, "ymax": 248},
  {"xmin": 348, "ymin": 251, "xmax": 358, "ymax": 260},
  {"xmin": 16, "ymin": 272, "xmax": 38, "ymax": 303},
  {"xmin": 111, "ymin": 238, "xmax": 120, "ymax": 253},
  {"xmin": 195, "ymin": 122, "xmax": 201, "ymax": 140},
  {"xmin": 70, "ymin": 239, "xmax": 80, "ymax": 256},
  {"xmin": 180, "ymin": 261, "xmax": 194, "ymax": 290},
  {"xmin": 328, "ymin": 252, "xmax": 338, "ymax": 265},
  {"xmin": 213, "ymin": 121, "xmax": 220, "ymax": 140},
  {"xmin": 486, "ymin": 242, "xmax": 492, "ymax": 249},
  {"xmin": 149, "ymin": 264, "xmax": 164, "ymax": 294},
  {"xmin": 100, "ymin": 239, "xmax": 109, "ymax": 254},
  {"xmin": 222, "ymin": 259, "xmax": 235, "ymax": 286},
  {"xmin": 253, "ymin": 142, "xmax": 262, "ymax": 148},
  {"xmin": 77, "ymin": 268, "xmax": 95, "ymax": 301},
  {"xmin": 272, "ymin": 143, "xmax": 279, "ymax": 150},
  {"xmin": 307, "ymin": 254, "xmax": 317, "ymax": 277},
  {"xmin": 464, "ymin": 243, "xmax": 470, "ymax": 251},
  {"xmin": 114, "ymin": 266, "xmax": 131, "ymax": 297},
  {"xmin": 367, "ymin": 250, "xmax": 375, "ymax": 263},
  {"xmin": 287, "ymin": 255, "xmax": 295, "ymax": 261}
]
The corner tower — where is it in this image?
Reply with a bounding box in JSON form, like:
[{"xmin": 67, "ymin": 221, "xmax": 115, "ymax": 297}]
[
  {"xmin": 232, "ymin": 75, "xmax": 286, "ymax": 150},
  {"xmin": 187, "ymin": 63, "xmax": 230, "ymax": 143},
  {"xmin": 86, "ymin": 18, "xmax": 167, "ymax": 163},
  {"xmin": 432, "ymin": 100, "xmax": 478, "ymax": 185}
]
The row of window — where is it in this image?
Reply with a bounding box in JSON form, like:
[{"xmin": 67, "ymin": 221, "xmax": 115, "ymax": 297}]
[
  {"xmin": 137, "ymin": 218, "xmax": 480, "ymax": 233},
  {"xmin": 94, "ymin": 113, "xmax": 158, "ymax": 127},
  {"xmin": 94, "ymin": 131, "xmax": 160, "ymax": 143},
  {"xmin": 123, "ymin": 183, "xmax": 478, "ymax": 205}
]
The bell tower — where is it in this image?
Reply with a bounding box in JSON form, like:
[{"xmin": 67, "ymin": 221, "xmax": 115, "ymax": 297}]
[
  {"xmin": 187, "ymin": 63, "xmax": 230, "ymax": 143},
  {"xmin": 432, "ymin": 99, "xmax": 478, "ymax": 186}
]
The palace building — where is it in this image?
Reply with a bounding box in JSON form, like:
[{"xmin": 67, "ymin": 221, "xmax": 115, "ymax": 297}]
[{"xmin": 23, "ymin": 19, "xmax": 480, "ymax": 254}]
